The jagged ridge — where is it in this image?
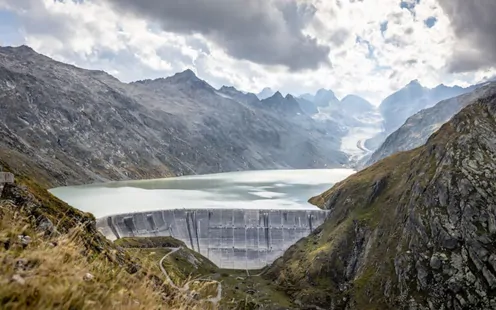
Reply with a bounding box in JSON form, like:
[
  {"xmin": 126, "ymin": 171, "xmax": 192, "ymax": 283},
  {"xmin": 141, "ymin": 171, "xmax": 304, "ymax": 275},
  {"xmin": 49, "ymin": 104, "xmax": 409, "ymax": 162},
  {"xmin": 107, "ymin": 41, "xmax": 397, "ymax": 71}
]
[{"xmin": 0, "ymin": 45, "xmax": 348, "ymax": 186}]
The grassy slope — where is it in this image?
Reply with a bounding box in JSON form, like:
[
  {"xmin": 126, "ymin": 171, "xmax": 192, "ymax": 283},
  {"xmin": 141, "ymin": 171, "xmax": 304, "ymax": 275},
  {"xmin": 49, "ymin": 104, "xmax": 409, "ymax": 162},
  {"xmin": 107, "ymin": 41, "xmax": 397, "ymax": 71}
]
[
  {"xmin": 0, "ymin": 154, "xmax": 207, "ymax": 309},
  {"xmin": 266, "ymin": 149, "xmax": 423, "ymax": 309}
]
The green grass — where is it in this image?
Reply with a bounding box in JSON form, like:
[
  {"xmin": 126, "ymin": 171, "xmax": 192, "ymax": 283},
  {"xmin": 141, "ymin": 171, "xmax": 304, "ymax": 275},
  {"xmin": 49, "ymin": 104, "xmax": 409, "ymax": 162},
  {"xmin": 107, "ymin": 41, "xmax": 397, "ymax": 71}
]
[
  {"xmin": 0, "ymin": 199, "xmax": 205, "ymax": 310},
  {"xmin": 0, "ymin": 157, "xmax": 210, "ymax": 309},
  {"xmin": 115, "ymin": 236, "xmax": 185, "ymax": 249},
  {"xmin": 117, "ymin": 237, "xmax": 295, "ymax": 309}
]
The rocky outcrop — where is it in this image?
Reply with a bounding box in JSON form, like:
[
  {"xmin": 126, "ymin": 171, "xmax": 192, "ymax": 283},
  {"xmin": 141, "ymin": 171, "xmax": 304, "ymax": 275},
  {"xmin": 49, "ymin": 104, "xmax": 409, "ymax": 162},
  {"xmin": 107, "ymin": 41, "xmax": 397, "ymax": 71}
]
[
  {"xmin": 296, "ymin": 97, "xmax": 319, "ymax": 115},
  {"xmin": 340, "ymin": 95, "xmax": 375, "ymax": 115},
  {"xmin": 217, "ymin": 86, "xmax": 259, "ymax": 105},
  {"xmin": 366, "ymin": 81, "xmax": 496, "ymax": 166},
  {"xmin": 0, "ymin": 45, "xmax": 348, "ymax": 186},
  {"xmin": 265, "ymin": 94, "xmax": 496, "ymax": 309},
  {"xmin": 260, "ymin": 92, "xmax": 304, "ymax": 116},
  {"xmin": 314, "ymin": 89, "xmax": 340, "ymax": 108}
]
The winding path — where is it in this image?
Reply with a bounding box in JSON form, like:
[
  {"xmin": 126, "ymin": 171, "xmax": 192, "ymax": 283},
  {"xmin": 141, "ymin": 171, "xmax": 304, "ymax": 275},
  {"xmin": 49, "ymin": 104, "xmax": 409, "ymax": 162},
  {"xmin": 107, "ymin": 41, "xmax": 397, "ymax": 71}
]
[{"xmin": 159, "ymin": 247, "xmax": 222, "ymax": 305}]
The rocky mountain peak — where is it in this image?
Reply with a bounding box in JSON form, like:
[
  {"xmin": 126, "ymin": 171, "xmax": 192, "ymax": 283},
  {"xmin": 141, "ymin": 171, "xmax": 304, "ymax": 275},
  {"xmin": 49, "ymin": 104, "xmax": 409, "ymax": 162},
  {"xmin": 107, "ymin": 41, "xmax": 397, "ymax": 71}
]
[
  {"xmin": 257, "ymin": 87, "xmax": 275, "ymax": 100},
  {"xmin": 0, "ymin": 45, "xmax": 35, "ymax": 55},
  {"xmin": 406, "ymin": 78, "xmax": 422, "ymax": 88},
  {"xmin": 132, "ymin": 70, "xmax": 203, "ymax": 87},
  {"xmin": 160, "ymin": 68, "xmax": 216, "ymax": 92},
  {"xmin": 260, "ymin": 91, "xmax": 304, "ymax": 115},
  {"xmin": 166, "ymin": 69, "xmax": 199, "ymax": 83},
  {"xmin": 314, "ymin": 88, "xmax": 339, "ymax": 108},
  {"xmin": 219, "ymin": 85, "xmax": 238, "ymax": 93},
  {"xmin": 217, "ymin": 85, "xmax": 260, "ymax": 105},
  {"xmin": 271, "ymin": 91, "xmax": 284, "ymax": 100},
  {"xmin": 433, "ymin": 83, "xmax": 465, "ymax": 93}
]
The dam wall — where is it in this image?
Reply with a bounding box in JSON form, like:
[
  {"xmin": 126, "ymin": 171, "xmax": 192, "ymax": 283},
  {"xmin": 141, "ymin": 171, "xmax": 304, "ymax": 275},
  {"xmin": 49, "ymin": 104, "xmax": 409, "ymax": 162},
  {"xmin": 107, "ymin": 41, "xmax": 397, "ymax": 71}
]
[{"xmin": 97, "ymin": 209, "xmax": 329, "ymax": 269}]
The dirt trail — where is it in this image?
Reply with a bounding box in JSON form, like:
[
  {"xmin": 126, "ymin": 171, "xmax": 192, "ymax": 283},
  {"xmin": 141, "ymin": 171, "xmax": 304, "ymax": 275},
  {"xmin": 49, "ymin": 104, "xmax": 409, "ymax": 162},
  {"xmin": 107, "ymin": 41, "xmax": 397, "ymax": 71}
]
[{"xmin": 159, "ymin": 247, "xmax": 222, "ymax": 305}]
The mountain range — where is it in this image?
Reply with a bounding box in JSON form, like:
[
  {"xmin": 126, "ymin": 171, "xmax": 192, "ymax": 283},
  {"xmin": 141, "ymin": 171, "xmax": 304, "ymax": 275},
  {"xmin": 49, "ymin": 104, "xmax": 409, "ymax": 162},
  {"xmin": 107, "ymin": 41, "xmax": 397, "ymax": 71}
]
[
  {"xmin": 285, "ymin": 79, "xmax": 476, "ymax": 164},
  {"xmin": 365, "ymin": 81, "xmax": 496, "ymax": 166},
  {"xmin": 1, "ymin": 44, "xmax": 496, "ymax": 309},
  {"xmin": 0, "ymin": 45, "xmax": 350, "ymax": 186},
  {"xmin": 2, "ymin": 45, "xmax": 487, "ymax": 187},
  {"xmin": 1, "ymin": 45, "xmax": 490, "ymax": 186},
  {"xmin": 364, "ymin": 80, "xmax": 475, "ymax": 150}
]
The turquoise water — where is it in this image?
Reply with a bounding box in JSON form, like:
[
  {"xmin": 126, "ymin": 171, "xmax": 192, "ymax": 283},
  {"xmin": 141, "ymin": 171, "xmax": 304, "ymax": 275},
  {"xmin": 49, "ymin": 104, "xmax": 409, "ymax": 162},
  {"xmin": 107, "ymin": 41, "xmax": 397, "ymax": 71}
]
[{"xmin": 50, "ymin": 169, "xmax": 355, "ymax": 218}]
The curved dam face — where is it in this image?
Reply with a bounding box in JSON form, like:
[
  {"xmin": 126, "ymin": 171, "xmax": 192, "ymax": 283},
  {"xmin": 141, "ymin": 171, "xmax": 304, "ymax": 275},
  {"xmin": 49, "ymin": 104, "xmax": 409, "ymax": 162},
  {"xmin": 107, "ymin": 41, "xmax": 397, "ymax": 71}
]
[{"xmin": 97, "ymin": 208, "xmax": 328, "ymax": 269}]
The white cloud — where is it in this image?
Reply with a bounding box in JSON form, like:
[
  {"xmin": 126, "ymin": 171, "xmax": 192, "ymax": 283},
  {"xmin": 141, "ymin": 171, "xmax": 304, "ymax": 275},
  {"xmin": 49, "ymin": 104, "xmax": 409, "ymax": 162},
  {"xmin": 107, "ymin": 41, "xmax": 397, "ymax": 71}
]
[{"xmin": 0, "ymin": 0, "xmax": 494, "ymax": 105}]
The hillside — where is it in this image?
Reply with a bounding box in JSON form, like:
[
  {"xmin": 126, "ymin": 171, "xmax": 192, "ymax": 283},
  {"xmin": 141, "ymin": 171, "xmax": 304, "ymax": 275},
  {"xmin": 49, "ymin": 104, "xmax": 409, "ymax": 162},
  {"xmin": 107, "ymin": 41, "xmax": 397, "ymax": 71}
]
[
  {"xmin": 264, "ymin": 94, "xmax": 496, "ymax": 309},
  {"xmin": 0, "ymin": 45, "xmax": 347, "ymax": 186},
  {"xmin": 115, "ymin": 236, "xmax": 294, "ymax": 309},
  {"xmin": 0, "ymin": 159, "xmax": 206, "ymax": 309}
]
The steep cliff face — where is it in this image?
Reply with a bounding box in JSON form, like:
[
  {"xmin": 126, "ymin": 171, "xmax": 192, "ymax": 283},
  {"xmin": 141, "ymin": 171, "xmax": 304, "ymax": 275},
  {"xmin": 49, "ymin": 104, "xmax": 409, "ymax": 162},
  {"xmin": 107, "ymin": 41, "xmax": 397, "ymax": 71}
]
[
  {"xmin": 367, "ymin": 81, "xmax": 496, "ymax": 166},
  {"xmin": 0, "ymin": 45, "xmax": 347, "ymax": 186},
  {"xmin": 265, "ymin": 94, "xmax": 496, "ymax": 310}
]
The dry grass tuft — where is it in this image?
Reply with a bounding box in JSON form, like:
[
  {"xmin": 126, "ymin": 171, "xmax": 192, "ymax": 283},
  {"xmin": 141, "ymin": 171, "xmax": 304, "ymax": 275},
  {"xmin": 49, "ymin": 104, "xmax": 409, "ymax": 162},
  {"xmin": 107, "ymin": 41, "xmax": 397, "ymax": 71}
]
[{"xmin": 0, "ymin": 201, "xmax": 211, "ymax": 310}]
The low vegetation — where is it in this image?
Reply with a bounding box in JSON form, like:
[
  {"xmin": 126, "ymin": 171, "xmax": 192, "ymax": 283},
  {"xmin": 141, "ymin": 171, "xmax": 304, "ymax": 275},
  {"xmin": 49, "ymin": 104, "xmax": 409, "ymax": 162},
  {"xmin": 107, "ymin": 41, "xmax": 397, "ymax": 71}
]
[
  {"xmin": 117, "ymin": 236, "xmax": 295, "ymax": 309},
  {"xmin": 0, "ymin": 156, "xmax": 208, "ymax": 309}
]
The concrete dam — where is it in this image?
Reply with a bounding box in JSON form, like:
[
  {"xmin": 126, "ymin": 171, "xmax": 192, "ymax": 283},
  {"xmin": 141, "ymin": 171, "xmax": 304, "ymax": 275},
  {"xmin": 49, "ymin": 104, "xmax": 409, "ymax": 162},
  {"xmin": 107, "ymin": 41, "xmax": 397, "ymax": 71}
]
[{"xmin": 97, "ymin": 208, "xmax": 329, "ymax": 269}]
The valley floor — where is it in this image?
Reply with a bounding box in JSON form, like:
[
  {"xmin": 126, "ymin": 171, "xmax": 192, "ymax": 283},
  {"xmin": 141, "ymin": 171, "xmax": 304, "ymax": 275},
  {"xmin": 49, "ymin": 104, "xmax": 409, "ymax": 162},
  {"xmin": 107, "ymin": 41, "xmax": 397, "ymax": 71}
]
[{"xmin": 116, "ymin": 237, "xmax": 295, "ymax": 309}]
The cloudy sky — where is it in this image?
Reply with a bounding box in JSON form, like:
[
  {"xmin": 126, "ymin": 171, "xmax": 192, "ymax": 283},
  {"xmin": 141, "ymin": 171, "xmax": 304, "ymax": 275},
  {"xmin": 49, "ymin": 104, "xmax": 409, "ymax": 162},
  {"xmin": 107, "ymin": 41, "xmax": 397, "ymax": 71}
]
[{"xmin": 0, "ymin": 0, "xmax": 495, "ymax": 104}]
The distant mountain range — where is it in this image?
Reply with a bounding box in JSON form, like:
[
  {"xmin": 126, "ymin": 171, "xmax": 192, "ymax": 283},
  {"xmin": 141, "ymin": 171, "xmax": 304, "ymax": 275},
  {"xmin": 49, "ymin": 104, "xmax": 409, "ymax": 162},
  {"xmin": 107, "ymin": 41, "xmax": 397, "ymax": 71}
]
[
  {"xmin": 219, "ymin": 87, "xmax": 304, "ymax": 116},
  {"xmin": 364, "ymin": 80, "xmax": 496, "ymax": 166},
  {"xmin": 0, "ymin": 44, "xmax": 488, "ymax": 186},
  {"xmin": 232, "ymin": 78, "xmax": 483, "ymax": 166},
  {"xmin": 0, "ymin": 45, "xmax": 348, "ymax": 186},
  {"xmin": 380, "ymin": 80, "xmax": 474, "ymax": 133},
  {"xmin": 293, "ymin": 88, "xmax": 382, "ymax": 161},
  {"xmin": 363, "ymin": 80, "xmax": 476, "ymax": 150},
  {"xmin": 2, "ymin": 45, "xmax": 495, "ymax": 310}
]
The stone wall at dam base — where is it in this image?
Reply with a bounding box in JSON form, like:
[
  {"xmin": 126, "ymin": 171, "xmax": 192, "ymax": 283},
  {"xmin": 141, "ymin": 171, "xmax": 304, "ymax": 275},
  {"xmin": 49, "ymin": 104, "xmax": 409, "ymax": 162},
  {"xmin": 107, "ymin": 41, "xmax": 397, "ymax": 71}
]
[{"xmin": 97, "ymin": 208, "xmax": 329, "ymax": 269}]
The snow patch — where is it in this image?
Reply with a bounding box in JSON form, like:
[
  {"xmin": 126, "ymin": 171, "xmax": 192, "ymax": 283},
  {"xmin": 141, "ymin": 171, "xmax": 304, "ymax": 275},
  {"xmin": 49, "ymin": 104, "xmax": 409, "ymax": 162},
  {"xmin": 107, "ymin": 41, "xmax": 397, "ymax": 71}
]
[
  {"xmin": 339, "ymin": 111, "xmax": 383, "ymax": 161},
  {"xmin": 215, "ymin": 91, "xmax": 233, "ymax": 100}
]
